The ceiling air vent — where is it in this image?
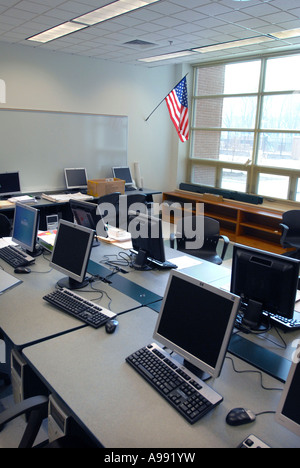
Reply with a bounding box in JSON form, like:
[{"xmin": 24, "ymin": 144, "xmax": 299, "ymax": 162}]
[{"xmin": 122, "ymin": 39, "xmax": 158, "ymax": 49}]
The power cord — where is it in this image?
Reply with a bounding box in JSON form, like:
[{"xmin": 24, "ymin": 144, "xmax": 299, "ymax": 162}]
[{"xmin": 226, "ymin": 355, "xmax": 283, "ymax": 392}]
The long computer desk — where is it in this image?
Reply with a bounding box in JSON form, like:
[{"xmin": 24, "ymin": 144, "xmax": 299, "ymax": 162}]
[
  {"xmin": 23, "ymin": 306, "xmax": 300, "ymax": 448},
  {"xmin": 0, "ymin": 250, "xmax": 141, "ymax": 376},
  {"xmin": 1, "ymin": 241, "xmax": 300, "ymax": 448},
  {"xmin": 0, "ymin": 187, "xmax": 161, "ymax": 230}
]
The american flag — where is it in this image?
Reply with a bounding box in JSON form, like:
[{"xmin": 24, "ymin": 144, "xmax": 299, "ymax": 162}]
[{"xmin": 165, "ymin": 76, "xmax": 189, "ymax": 142}]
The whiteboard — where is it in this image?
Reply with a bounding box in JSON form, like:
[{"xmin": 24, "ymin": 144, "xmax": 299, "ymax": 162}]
[{"xmin": 0, "ymin": 109, "xmax": 128, "ymax": 193}]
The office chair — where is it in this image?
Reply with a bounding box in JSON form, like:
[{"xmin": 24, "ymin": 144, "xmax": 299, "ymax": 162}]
[
  {"xmin": 0, "ymin": 332, "xmax": 10, "ymax": 386},
  {"xmin": 0, "ymin": 395, "xmax": 98, "ymax": 448},
  {"xmin": 280, "ymin": 210, "xmax": 300, "ymax": 258},
  {"xmin": 97, "ymin": 191, "xmax": 121, "ymax": 227},
  {"xmin": 126, "ymin": 193, "xmax": 148, "ymax": 212},
  {"xmin": 170, "ymin": 215, "xmax": 229, "ymax": 265},
  {"xmin": 0, "ymin": 214, "xmax": 11, "ymax": 237},
  {"xmin": 123, "ymin": 193, "xmax": 149, "ymax": 228}
]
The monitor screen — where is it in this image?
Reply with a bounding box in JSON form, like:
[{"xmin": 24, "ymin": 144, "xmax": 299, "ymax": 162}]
[
  {"xmin": 50, "ymin": 220, "xmax": 94, "ymax": 289},
  {"xmin": 153, "ymin": 270, "xmax": 240, "ymax": 380},
  {"xmin": 230, "ymin": 244, "xmax": 299, "ymax": 331},
  {"xmin": 0, "ymin": 172, "xmax": 21, "ymax": 197},
  {"xmin": 12, "ymin": 202, "xmax": 40, "ymax": 256},
  {"xmin": 112, "ymin": 166, "xmax": 133, "ymax": 185},
  {"xmin": 275, "ymin": 359, "xmax": 300, "ymax": 437},
  {"xmin": 128, "ymin": 212, "xmax": 166, "ymax": 269},
  {"xmin": 64, "ymin": 168, "xmax": 88, "ymax": 190}
]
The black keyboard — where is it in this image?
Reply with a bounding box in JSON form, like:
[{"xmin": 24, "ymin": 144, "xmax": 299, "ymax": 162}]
[
  {"xmin": 149, "ymin": 258, "xmax": 178, "ymax": 270},
  {"xmin": 0, "ymin": 245, "xmax": 35, "ymax": 268},
  {"xmin": 235, "ymin": 309, "xmax": 300, "ymax": 332},
  {"xmin": 43, "ymin": 288, "xmax": 117, "ymax": 328},
  {"xmin": 126, "ymin": 343, "xmax": 223, "ymax": 424}
]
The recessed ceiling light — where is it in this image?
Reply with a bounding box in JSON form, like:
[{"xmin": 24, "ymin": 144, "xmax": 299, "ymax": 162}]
[
  {"xmin": 27, "ymin": 0, "xmax": 161, "ymax": 43},
  {"xmin": 271, "ymin": 28, "xmax": 300, "ymax": 39},
  {"xmin": 139, "ymin": 51, "xmax": 195, "ymax": 62},
  {"xmin": 73, "ymin": 0, "xmax": 161, "ymax": 26},
  {"xmin": 193, "ymin": 36, "xmax": 273, "ymax": 53},
  {"xmin": 27, "ymin": 22, "xmax": 88, "ymax": 43}
]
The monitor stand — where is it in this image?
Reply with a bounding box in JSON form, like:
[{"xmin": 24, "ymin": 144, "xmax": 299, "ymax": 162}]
[
  {"xmin": 27, "ymin": 243, "xmax": 43, "ymax": 258},
  {"xmin": 183, "ymin": 360, "xmax": 211, "ymax": 382},
  {"xmin": 132, "ymin": 250, "xmax": 151, "ymax": 271},
  {"xmin": 57, "ymin": 276, "xmax": 89, "ymax": 290}
]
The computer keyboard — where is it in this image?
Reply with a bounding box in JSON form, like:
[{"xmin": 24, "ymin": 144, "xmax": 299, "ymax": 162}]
[
  {"xmin": 126, "ymin": 343, "xmax": 223, "ymax": 424},
  {"xmin": 0, "ymin": 245, "xmax": 35, "ymax": 268},
  {"xmin": 235, "ymin": 309, "xmax": 300, "ymax": 332},
  {"xmin": 237, "ymin": 434, "xmax": 271, "ymax": 448},
  {"xmin": 43, "ymin": 287, "xmax": 117, "ymax": 328},
  {"xmin": 149, "ymin": 258, "xmax": 178, "ymax": 270}
]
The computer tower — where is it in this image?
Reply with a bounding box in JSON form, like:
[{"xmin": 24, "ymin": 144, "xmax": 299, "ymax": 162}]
[
  {"xmin": 48, "ymin": 394, "xmax": 71, "ymax": 443},
  {"xmin": 10, "ymin": 349, "xmax": 48, "ymax": 404}
]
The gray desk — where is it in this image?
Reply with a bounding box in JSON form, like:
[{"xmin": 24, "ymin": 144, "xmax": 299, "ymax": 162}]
[
  {"xmin": 0, "ymin": 252, "xmax": 140, "ymax": 351},
  {"xmin": 23, "ymin": 307, "xmax": 300, "ymax": 448},
  {"xmin": 90, "ymin": 243, "xmax": 231, "ymax": 298}
]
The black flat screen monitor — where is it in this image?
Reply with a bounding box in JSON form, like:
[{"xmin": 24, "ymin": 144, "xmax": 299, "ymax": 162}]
[
  {"xmin": 64, "ymin": 168, "xmax": 87, "ymax": 190},
  {"xmin": 275, "ymin": 359, "xmax": 300, "ymax": 437},
  {"xmin": 0, "ymin": 172, "xmax": 21, "ymax": 197},
  {"xmin": 128, "ymin": 212, "xmax": 168, "ymax": 269},
  {"xmin": 230, "ymin": 244, "xmax": 300, "ymax": 331},
  {"xmin": 153, "ymin": 270, "xmax": 241, "ymax": 380},
  {"xmin": 50, "ymin": 220, "xmax": 94, "ymax": 289},
  {"xmin": 12, "ymin": 202, "xmax": 40, "ymax": 256},
  {"xmin": 112, "ymin": 166, "xmax": 133, "ymax": 186}
]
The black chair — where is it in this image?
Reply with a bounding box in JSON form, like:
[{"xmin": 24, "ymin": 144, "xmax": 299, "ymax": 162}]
[
  {"xmin": 97, "ymin": 192, "xmax": 121, "ymax": 227},
  {"xmin": 280, "ymin": 210, "xmax": 300, "ymax": 258},
  {"xmin": 0, "ymin": 395, "xmax": 99, "ymax": 448},
  {"xmin": 0, "ymin": 331, "xmax": 10, "ymax": 386},
  {"xmin": 170, "ymin": 215, "xmax": 229, "ymax": 265},
  {"xmin": 0, "ymin": 214, "xmax": 11, "ymax": 237},
  {"xmin": 123, "ymin": 193, "xmax": 149, "ymax": 228}
]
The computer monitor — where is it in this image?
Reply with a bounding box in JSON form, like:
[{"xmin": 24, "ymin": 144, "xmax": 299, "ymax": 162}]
[
  {"xmin": 230, "ymin": 244, "xmax": 300, "ymax": 331},
  {"xmin": 153, "ymin": 270, "xmax": 241, "ymax": 380},
  {"xmin": 275, "ymin": 359, "xmax": 300, "ymax": 437},
  {"xmin": 128, "ymin": 212, "xmax": 170, "ymax": 270},
  {"xmin": 12, "ymin": 202, "xmax": 41, "ymax": 256},
  {"xmin": 64, "ymin": 168, "xmax": 88, "ymax": 191},
  {"xmin": 69, "ymin": 199, "xmax": 101, "ymax": 247},
  {"xmin": 112, "ymin": 166, "xmax": 133, "ymax": 187},
  {"xmin": 0, "ymin": 172, "xmax": 21, "ymax": 198},
  {"xmin": 50, "ymin": 220, "xmax": 94, "ymax": 290}
]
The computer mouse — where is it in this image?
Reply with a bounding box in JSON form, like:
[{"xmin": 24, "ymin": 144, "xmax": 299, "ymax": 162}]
[
  {"xmin": 105, "ymin": 319, "xmax": 118, "ymax": 334},
  {"xmin": 226, "ymin": 408, "xmax": 256, "ymax": 426},
  {"xmin": 14, "ymin": 266, "xmax": 31, "ymax": 274}
]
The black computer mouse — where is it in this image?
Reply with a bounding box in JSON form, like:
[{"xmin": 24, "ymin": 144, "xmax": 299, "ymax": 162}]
[
  {"xmin": 14, "ymin": 266, "xmax": 31, "ymax": 274},
  {"xmin": 226, "ymin": 408, "xmax": 256, "ymax": 426},
  {"xmin": 105, "ymin": 319, "xmax": 119, "ymax": 334}
]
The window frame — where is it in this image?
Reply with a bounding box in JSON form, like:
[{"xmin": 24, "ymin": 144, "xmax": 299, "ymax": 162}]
[{"xmin": 189, "ymin": 52, "xmax": 300, "ymax": 202}]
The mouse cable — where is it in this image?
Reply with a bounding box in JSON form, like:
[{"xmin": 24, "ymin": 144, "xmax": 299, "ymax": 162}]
[
  {"xmin": 255, "ymin": 410, "xmax": 276, "ymax": 417},
  {"xmin": 226, "ymin": 356, "xmax": 283, "ymax": 392}
]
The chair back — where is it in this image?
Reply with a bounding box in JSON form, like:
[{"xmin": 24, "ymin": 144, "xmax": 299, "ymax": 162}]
[
  {"xmin": 97, "ymin": 192, "xmax": 121, "ymax": 226},
  {"xmin": 282, "ymin": 210, "xmax": 300, "ymax": 236},
  {"xmin": 174, "ymin": 215, "xmax": 228, "ymax": 265},
  {"xmin": 0, "ymin": 214, "xmax": 11, "ymax": 237}
]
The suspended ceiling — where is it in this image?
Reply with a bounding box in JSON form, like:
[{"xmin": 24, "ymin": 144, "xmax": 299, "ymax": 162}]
[{"xmin": 0, "ymin": 0, "xmax": 300, "ymax": 66}]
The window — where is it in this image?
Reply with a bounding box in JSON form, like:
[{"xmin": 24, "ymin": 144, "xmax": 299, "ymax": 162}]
[{"xmin": 190, "ymin": 53, "xmax": 300, "ymax": 201}]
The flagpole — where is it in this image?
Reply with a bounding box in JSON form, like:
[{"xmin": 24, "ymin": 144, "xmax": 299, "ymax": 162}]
[{"xmin": 145, "ymin": 73, "xmax": 189, "ymax": 122}]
